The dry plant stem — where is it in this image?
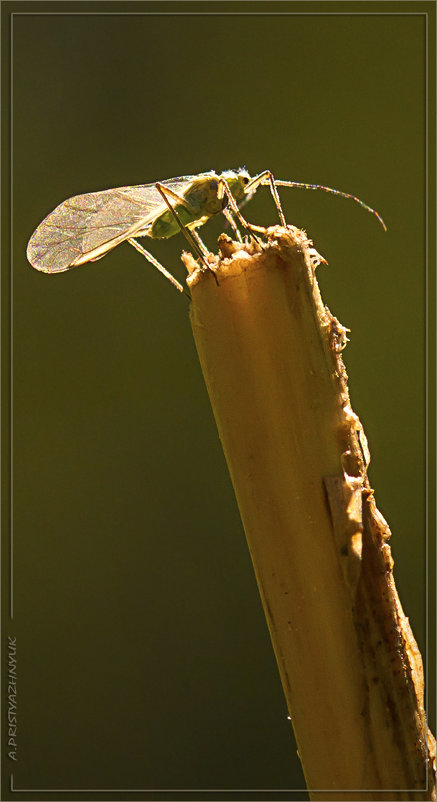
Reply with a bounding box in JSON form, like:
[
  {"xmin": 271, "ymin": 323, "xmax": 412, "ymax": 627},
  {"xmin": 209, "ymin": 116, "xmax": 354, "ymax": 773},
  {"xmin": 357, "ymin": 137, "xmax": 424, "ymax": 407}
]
[{"xmin": 184, "ymin": 228, "xmax": 436, "ymax": 801}]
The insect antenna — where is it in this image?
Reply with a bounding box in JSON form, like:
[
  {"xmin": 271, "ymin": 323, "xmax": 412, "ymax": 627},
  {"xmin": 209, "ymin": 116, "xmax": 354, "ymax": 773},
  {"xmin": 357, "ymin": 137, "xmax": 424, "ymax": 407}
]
[{"xmin": 273, "ymin": 179, "xmax": 387, "ymax": 231}]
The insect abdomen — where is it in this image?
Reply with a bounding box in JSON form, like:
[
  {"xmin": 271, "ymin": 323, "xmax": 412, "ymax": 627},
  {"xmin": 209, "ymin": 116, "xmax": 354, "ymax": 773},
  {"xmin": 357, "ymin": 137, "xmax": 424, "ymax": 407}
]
[{"xmin": 149, "ymin": 205, "xmax": 204, "ymax": 239}]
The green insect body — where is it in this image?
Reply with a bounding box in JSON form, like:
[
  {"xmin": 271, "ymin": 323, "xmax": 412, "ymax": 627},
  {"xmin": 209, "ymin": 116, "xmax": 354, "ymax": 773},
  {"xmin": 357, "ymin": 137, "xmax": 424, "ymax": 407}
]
[{"xmin": 149, "ymin": 176, "xmax": 229, "ymax": 239}]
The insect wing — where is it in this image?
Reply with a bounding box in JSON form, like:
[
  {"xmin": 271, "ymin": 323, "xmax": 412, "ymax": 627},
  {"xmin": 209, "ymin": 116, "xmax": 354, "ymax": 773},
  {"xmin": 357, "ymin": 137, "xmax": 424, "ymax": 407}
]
[{"xmin": 26, "ymin": 176, "xmax": 199, "ymax": 273}]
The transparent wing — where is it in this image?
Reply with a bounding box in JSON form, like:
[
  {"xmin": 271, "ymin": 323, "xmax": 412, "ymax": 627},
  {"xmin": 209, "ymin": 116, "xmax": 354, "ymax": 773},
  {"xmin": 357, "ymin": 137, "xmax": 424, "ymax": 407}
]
[{"xmin": 26, "ymin": 175, "xmax": 204, "ymax": 273}]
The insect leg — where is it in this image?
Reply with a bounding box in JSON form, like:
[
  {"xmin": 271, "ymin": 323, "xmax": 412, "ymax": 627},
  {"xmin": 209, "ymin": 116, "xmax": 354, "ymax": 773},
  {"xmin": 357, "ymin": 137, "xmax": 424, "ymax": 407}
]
[
  {"xmin": 245, "ymin": 170, "xmax": 287, "ymax": 226},
  {"xmin": 127, "ymin": 237, "xmax": 190, "ymax": 298},
  {"xmin": 222, "ymin": 207, "xmax": 243, "ymax": 242},
  {"xmin": 190, "ymin": 228, "xmax": 209, "ymax": 256},
  {"xmin": 218, "ymin": 179, "xmax": 263, "ymax": 245},
  {"xmin": 155, "ymin": 183, "xmax": 211, "ymax": 270},
  {"xmin": 155, "ymin": 183, "xmax": 198, "ymax": 210}
]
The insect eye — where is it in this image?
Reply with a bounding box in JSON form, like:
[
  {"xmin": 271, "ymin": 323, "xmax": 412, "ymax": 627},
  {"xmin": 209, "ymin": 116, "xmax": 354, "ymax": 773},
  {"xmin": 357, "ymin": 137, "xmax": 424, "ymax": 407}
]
[{"xmin": 242, "ymin": 176, "xmax": 249, "ymax": 185}]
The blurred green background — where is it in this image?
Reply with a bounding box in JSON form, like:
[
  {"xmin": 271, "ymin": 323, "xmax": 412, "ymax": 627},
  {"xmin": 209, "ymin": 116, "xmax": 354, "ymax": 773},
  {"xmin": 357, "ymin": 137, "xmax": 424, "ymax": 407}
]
[{"xmin": 5, "ymin": 2, "xmax": 432, "ymax": 798}]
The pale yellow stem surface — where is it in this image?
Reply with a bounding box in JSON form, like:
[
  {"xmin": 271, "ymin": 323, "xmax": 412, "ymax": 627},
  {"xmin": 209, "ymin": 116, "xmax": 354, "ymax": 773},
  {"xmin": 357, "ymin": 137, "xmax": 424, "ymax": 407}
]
[{"xmin": 184, "ymin": 227, "xmax": 435, "ymax": 801}]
